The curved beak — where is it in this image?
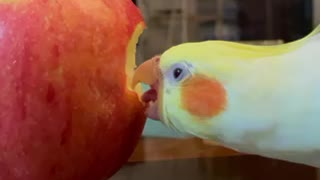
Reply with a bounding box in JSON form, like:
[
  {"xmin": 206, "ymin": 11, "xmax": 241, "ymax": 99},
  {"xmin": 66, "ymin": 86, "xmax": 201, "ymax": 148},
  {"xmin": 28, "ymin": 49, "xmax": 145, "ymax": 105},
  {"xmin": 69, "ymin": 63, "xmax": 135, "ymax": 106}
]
[{"xmin": 131, "ymin": 55, "xmax": 161, "ymax": 89}]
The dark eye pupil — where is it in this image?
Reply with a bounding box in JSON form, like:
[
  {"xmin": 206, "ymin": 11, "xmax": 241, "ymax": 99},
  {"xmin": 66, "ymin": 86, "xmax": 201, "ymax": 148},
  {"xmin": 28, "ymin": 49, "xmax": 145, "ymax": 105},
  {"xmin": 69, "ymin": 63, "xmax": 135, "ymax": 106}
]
[{"xmin": 173, "ymin": 68, "xmax": 183, "ymax": 79}]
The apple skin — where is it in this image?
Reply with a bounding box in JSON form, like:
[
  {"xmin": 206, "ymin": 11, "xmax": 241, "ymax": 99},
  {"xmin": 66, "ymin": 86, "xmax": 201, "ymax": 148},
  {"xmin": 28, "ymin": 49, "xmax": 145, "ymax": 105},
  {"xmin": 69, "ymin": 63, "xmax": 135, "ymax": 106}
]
[{"xmin": 0, "ymin": 0, "xmax": 146, "ymax": 179}]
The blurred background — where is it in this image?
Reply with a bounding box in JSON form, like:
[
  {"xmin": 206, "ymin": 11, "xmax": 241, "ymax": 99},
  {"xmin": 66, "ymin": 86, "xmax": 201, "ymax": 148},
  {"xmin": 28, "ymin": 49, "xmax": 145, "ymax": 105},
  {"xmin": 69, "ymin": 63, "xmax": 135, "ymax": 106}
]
[
  {"xmin": 133, "ymin": 0, "xmax": 314, "ymax": 64},
  {"xmin": 111, "ymin": 0, "xmax": 320, "ymax": 179}
]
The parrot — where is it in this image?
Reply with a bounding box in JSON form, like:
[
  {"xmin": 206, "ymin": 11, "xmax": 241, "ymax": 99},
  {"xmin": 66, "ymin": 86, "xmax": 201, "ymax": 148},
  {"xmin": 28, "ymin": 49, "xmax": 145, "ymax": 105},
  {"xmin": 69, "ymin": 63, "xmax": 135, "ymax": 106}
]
[{"xmin": 131, "ymin": 24, "xmax": 320, "ymax": 168}]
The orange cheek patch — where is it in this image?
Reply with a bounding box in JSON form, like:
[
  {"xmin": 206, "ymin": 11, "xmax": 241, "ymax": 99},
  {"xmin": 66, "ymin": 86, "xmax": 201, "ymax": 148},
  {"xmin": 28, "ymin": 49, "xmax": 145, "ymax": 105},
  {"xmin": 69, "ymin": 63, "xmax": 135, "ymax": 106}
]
[{"xmin": 181, "ymin": 75, "xmax": 227, "ymax": 119}]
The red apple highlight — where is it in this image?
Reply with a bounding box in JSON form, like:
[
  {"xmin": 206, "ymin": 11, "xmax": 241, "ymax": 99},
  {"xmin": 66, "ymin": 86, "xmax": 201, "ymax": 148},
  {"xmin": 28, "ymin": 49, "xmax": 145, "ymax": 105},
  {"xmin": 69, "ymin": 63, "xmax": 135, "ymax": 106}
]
[{"xmin": 0, "ymin": 0, "xmax": 146, "ymax": 179}]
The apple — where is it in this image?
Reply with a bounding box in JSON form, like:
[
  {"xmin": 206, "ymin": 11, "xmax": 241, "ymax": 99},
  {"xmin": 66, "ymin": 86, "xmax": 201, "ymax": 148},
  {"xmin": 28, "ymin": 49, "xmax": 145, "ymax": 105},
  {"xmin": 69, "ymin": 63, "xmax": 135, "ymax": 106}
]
[{"xmin": 0, "ymin": 0, "xmax": 146, "ymax": 179}]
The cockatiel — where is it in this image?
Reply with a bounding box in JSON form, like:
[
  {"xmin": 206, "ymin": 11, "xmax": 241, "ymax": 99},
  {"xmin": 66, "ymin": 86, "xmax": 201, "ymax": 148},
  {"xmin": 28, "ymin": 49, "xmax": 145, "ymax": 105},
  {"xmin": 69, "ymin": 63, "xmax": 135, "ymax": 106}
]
[{"xmin": 132, "ymin": 25, "xmax": 320, "ymax": 167}]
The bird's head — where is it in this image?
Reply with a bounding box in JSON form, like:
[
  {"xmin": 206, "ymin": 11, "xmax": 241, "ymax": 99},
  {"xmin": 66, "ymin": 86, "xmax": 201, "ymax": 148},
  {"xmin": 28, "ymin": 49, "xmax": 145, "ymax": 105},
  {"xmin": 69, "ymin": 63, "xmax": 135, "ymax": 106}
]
[{"xmin": 131, "ymin": 41, "xmax": 245, "ymax": 137}]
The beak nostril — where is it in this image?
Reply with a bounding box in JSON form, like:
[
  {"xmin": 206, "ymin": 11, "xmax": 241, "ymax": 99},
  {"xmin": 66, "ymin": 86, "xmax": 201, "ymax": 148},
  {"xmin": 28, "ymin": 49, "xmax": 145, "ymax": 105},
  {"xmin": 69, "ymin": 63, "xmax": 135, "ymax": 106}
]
[{"xmin": 154, "ymin": 55, "xmax": 161, "ymax": 63}]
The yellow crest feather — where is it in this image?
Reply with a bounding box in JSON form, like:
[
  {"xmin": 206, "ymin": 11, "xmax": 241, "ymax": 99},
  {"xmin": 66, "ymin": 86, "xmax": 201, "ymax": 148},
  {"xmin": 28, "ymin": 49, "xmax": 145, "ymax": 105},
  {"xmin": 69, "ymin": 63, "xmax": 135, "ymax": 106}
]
[{"xmin": 161, "ymin": 24, "xmax": 320, "ymax": 64}]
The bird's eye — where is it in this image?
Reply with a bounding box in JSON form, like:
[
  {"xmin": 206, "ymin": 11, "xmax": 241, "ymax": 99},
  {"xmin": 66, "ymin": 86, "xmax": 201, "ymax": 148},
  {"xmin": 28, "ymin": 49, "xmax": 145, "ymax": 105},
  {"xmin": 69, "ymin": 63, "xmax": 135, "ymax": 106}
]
[
  {"xmin": 166, "ymin": 62, "xmax": 191, "ymax": 84},
  {"xmin": 173, "ymin": 68, "xmax": 183, "ymax": 79}
]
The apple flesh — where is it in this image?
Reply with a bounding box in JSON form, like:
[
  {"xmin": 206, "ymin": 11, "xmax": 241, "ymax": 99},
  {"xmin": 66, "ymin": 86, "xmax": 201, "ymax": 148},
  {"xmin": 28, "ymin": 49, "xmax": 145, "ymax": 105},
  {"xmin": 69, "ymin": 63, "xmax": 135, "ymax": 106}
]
[{"xmin": 0, "ymin": 0, "xmax": 146, "ymax": 179}]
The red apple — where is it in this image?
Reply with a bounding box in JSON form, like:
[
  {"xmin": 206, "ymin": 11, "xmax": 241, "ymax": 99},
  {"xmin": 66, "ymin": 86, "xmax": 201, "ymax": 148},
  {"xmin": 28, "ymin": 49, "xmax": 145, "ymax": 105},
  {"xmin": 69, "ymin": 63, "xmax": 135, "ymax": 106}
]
[{"xmin": 0, "ymin": 0, "xmax": 146, "ymax": 179}]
